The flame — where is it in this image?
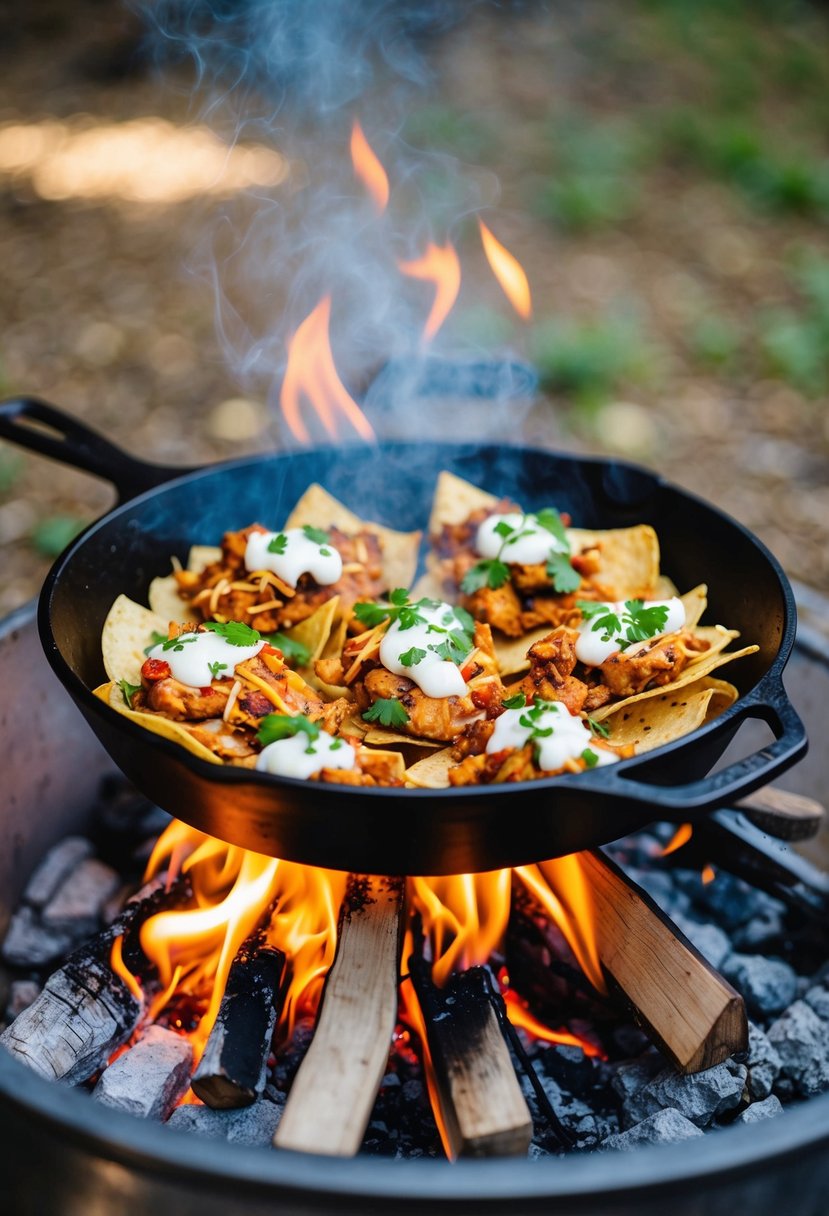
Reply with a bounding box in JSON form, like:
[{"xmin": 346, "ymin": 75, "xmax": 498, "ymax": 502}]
[
  {"xmin": 409, "ymin": 869, "xmax": 511, "ymax": 987},
  {"xmin": 280, "ymin": 296, "xmax": 375, "ymax": 444},
  {"xmin": 478, "ymin": 219, "xmax": 533, "ymax": 320},
  {"xmin": 513, "ymin": 859, "xmax": 607, "ymax": 994},
  {"xmin": 501, "ymin": 985, "xmax": 603, "ymax": 1058},
  {"xmin": 350, "ymin": 120, "xmax": 389, "ymax": 214},
  {"xmin": 398, "ymin": 242, "xmax": 461, "ymax": 342},
  {"xmin": 661, "ymin": 823, "xmax": 693, "ymax": 856},
  {"xmin": 701, "ymin": 863, "xmax": 716, "ymax": 885}
]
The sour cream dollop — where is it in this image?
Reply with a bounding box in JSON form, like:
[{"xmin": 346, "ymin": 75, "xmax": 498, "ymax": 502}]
[
  {"xmin": 379, "ymin": 601, "xmax": 471, "ymax": 699},
  {"xmin": 256, "ymin": 729, "xmax": 356, "ymax": 780},
  {"xmin": 487, "ymin": 701, "xmax": 618, "ymax": 772},
  {"xmin": 475, "ymin": 512, "xmax": 568, "ymax": 566},
  {"xmin": 575, "ymin": 597, "xmax": 686, "ymax": 667},
  {"xmin": 146, "ymin": 630, "xmax": 265, "ymax": 688},
  {"xmin": 245, "ymin": 527, "xmax": 342, "ymax": 589}
]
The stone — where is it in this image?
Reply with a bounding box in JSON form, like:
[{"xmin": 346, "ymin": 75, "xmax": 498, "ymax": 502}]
[
  {"xmin": 41, "ymin": 858, "xmax": 121, "ymax": 935},
  {"xmin": 94, "ymin": 1026, "xmax": 193, "ymax": 1120},
  {"xmin": 746, "ymin": 1022, "xmax": 782, "ymax": 1101},
  {"xmin": 167, "ymin": 1098, "xmax": 283, "ymax": 1145},
  {"xmin": 624, "ymin": 1063, "xmax": 746, "ymax": 1129},
  {"xmin": 1, "ymin": 907, "xmax": 78, "ymax": 968},
  {"xmin": 720, "ymin": 954, "xmax": 797, "ymax": 1018},
  {"xmin": 611, "ymin": 1053, "xmax": 663, "ymax": 1103},
  {"xmin": 730, "ymin": 907, "xmax": 785, "ymax": 953},
  {"xmin": 767, "ymin": 1001, "xmax": 829, "ymax": 1097},
  {"xmin": 671, "ymin": 914, "xmax": 731, "ymax": 969},
  {"xmin": 804, "ymin": 985, "xmax": 829, "ymax": 1022},
  {"xmin": 735, "ymin": 1095, "xmax": 783, "ymax": 1124},
  {"xmin": 22, "ymin": 837, "xmax": 94, "ymax": 909},
  {"xmin": 5, "ymin": 980, "xmax": 41, "ymax": 1022},
  {"xmin": 601, "ymin": 1108, "xmax": 703, "ymax": 1151}
]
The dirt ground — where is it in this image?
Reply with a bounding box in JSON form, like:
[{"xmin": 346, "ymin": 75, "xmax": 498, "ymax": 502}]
[{"xmin": 1, "ymin": 1, "xmax": 828, "ymax": 616}]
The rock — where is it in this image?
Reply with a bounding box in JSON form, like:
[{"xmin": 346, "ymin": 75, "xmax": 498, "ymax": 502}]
[
  {"xmin": 735, "ymin": 1095, "xmax": 783, "ymax": 1124},
  {"xmin": 747, "ymin": 1022, "xmax": 782, "ymax": 1101},
  {"xmin": 730, "ymin": 907, "xmax": 785, "ymax": 953},
  {"xmin": 672, "ymin": 914, "xmax": 731, "ymax": 969},
  {"xmin": 22, "ymin": 837, "xmax": 94, "ymax": 909},
  {"xmin": 1, "ymin": 906, "xmax": 78, "ymax": 968},
  {"xmin": 767, "ymin": 1001, "xmax": 829, "ymax": 1097},
  {"xmin": 611, "ymin": 1053, "xmax": 663, "ymax": 1103},
  {"xmin": 720, "ymin": 954, "xmax": 797, "ymax": 1018},
  {"xmin": 41, "ymin": 858, "xmax": 121, "ymax": 935},
  {"xmin": 601, "ymin": 1108, "xmax": 703, "ymax": 1151},
  {"xmin": 804, "ymin": 985, "xmax": 829, "ymax": 1022},
  {"xmin": 94, "ymin": 1027, "xmax": 193, "ymax": 1120},
  {"xmin": 5, "ymin": 979, "xmax": 41, "ymax": 1022},
  {"xmin": 167, "ymin": 1098, "xmax": 283, "ymax": 1145},
  {"xmin": 528, "ymin": 1142, "xmax": 553, "ymax": 1158},
  {"xmin": 624, "ymin": 1063, "xmax": 745, "ymax": 1128}
]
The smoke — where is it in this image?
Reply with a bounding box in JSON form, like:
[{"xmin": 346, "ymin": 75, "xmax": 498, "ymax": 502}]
[{"xmin": 139, "ymin": 0, "xmax": 536, "ymax": 442}]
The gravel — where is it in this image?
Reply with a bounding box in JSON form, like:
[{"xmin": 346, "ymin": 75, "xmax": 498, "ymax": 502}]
[{"xmin": 601, "ymin": 1108, "xmax": 704, "ymax": 1151}]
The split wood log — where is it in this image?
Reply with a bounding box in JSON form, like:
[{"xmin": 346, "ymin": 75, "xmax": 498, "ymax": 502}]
[
  {"xmin": 191, "ymin": 935, "xmax": 285, "ymax": 1109},
  {"xmin": 409, "ymin": 958, "xmax": 533, "ymax": 1160},
  {"xmin": 576, "ymin": 850, "xmax": 747, "ymax": 1073},
  {"xmin": 273, "ymin": 875, "xmax": 403, "ymax": 1157},
  {"xmin": 737, "ymin": 786, "xmax": 825, "ymax": 842},
  {"xmin": 0, "ymin": 874, "xmax": 190, "ymax": 1084}
]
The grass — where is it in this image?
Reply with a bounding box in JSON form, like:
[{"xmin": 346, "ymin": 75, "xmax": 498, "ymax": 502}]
[
  {"xmin": 529, "ymin": 314, "xmax": 657, "ymax": 412},
  {"xmin": 534, "ymin": 115, "xmax": 644, "ymax": 232}
]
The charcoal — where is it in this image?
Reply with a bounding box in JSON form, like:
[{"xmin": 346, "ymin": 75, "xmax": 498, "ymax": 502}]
[
  {"xmin": 730, "ymin": 907, "xmax": 785, "ymax": 953},
  {"xmin": 746, "ymin": 1022, "xmax": 782, "ymax": 1101},
  {"xmin": 735, "ymin": 1095, "xmax": 783, "ymax": 1124},
  {"xmin": 41, "ymin": 858, "xmax": 121, "ymax": 936},
  {"xmin": 670, "ymin": 914, "xmax": 731, "ymax": 969},
  {"xmin": 167, "ymin": 1096, "xmax": 283, "ymax": 1144},
  {"xmin": 803, "ymin": 985, "xmax": 829, "ymax": 1021},
  {"xmin": 5, "ymin": 980, "xmax": 41, "ymax": 1022},
  {"xmin": 691, "ymin": 873, "xmax": 765, "ymax": 930},
  {"xmin": 611, "ymin": 1052, "xmax": 663, "ymax": 1103},
  {"xmin": 601, "ymin": 1108, "xmax": 703, "ymax": 1151},
  {"xmin": 720, "ymin": 954, "xmax": 797, "ymax": 1018},
  {"xmin": 623, "ymin": 868, "xmax": 690, "ymax": 918},
  {"xmin": 623, "ymin": 1062, "xmax": 745, "ymax": 1129},
  {"xmin": 22, "ymin": 837, "xmax": 94, "ymax": 909},
  {"xmin": 1, "ymin": 907, "xmax": 78, "ymax": 968},
  {"xmin": 767, "ymin": 1000, "xmax": 829, "ymax": 1097},
  {"xmin": 528, "ymin": 1142, "xmax": 553, "ymax": 1158},
  {"xmin": 94, "ymin": 1026, "xmax": 193, "ymax": 1120}
]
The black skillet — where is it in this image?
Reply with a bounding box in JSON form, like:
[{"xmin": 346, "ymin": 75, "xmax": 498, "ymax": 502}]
[{"xmin": 0, "ymin": 396, "xmax": 807, "ymax": 875}]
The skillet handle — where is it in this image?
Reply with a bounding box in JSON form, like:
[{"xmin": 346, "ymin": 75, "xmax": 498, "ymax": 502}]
[
  {"xmin": 570, "ymin": 673, "xmax": 807, "ymax": 816},
  {"xmin": 0, "ymin": 396, "xmax": 196, "ymax": 503}
]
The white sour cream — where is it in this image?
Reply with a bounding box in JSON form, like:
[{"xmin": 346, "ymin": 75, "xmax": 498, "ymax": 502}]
[
  {"xmin": 475, "ymin": 512, "xmax": 568, "ymax": 566},
  {"xmin": 487, "ymin": 702, "xmax": 618, "ymax": 771},
  {"xmin": 245, "ymin": 528, "xmax": 343, "ymax": 589},
  {"xmin": 575, "ymin": 597, "xmax": 686, "ymax": 667},
  {"xmin": 379, "ymin": 602, "xmax": 470, "ymax": 699},
  {"xmin": 256, "ymin": 730, "xmax": 356, "ymax": 780},
  {"xmin": 147, "ymin": 630, "xmax": 264, "ymax": 688}
]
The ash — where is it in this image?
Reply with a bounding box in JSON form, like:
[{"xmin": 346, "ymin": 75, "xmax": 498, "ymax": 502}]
[{"xmin": 2, "ymin": 778, "xmax": 828, "ymax": 1158}]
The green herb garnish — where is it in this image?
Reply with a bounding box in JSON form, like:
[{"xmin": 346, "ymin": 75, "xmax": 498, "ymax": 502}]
[
  {"xmin": 577, "ymin": 599, "xmax": 671, "ymax": 651},
  {"xmin": 160, "ymin": 633, "xmax": 198, "ymax": 653},
  {"xmin": 144, "ymin": 630, "xmax": 167, "ymax": 656},
  {"xmin": 587, "ymin": 716, "xmax": 611, "ymax": 739},
  {"xmin": 546, "ymin": 550, "xmax": 581, "ymax": 594},
  {"xmin": 208, "ymin": 661, "xmax": 228, "ymax": 680},
  {"xmin": 399, "ymin": 646, "xmax": 427, "ymax": 667},
  {"xmin": 362, "ymin": 698, "xmax": 410, "ymax": 729},
  {"xmin": 353, "ymin": 589, "xmax": 438, "ymax": 633},
  {"xmin": 581, "ymin": 748, "xmax": 599, "ymax": 768},
  {"xmin": 118, "ymin": 678, "xmax": 141, "ymax": 708},
  {"xmin": 502, "ymin": 692, "xmax": 527, "ymax": 709},
  {"xmin": 261, "ymin": 632, "xmax": 312, "ymax": 667},
  {"xmin": 460, "ymin": 558, "xmax": 510, "ymax": 594},
  {"xmin": 302, "ymin": 525, "xmax": 331, "ymax": 546},
  {"xmin": 461, "ymin": 509, "xmax": 577, "ymax": 596},
  {"xmin": 257, "ymin": 713, "xmax": 321, "ymax": 755},
  {"xmin": 267, "ymin": 532, "xmax": 288, "ymax": 554},
  {"xmin": 203, "ymin": 620, "xmax": 263, "ymax": 647}
]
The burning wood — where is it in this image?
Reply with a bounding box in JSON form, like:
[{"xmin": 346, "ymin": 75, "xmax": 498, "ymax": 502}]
[
  {"xmin": 578, "ymin": 850, "xmax": 748, "ymax": 1073},
  {"xmin": 737, "ymin": 786, "xmax": 824, "ymax": 842},
  {"xmin": 191, "ymin": 933, "xmax": 285, "ymax": 1109},
  {"xmin": 407, "ymin": 956, "xmax": 533, "ymax": 1159},
  {"xmin": 93, "ymin": 1025, "xmax": 193, "ymax": 1120},
  {"xmin": 274, "ymin": 875, "xmax": 403, "ymax": 1157}
]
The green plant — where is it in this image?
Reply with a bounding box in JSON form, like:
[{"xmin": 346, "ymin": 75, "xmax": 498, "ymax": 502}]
[
  {"xmin": 688, "ymin": 314, "xmax": 744, "ymax": 372},
  {"xmin": 31, "ymin": 514, "xmax": 87, "ymax": 558},
  {"xmin": 757, "ymin": 310, "xmax": 827, "ymax": 397},
  {"xmin": 530, "ymin": 315, "xmax": 656, "ymax": 411}
]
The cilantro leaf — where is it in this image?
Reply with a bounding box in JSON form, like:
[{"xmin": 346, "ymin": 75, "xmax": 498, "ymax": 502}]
[
  {"xmin": 257, "ymin": 713, "xmax": 321, "ymax": 752},
  {"xmin": 429, "ymin": 629, "xmax": 473, "ymax": 665},
  {"xmin": 546, "ymin": 551, "xmax": 581, "ymax": 594},
  {"xmin": 208, "ymin": 661, "xmax": 228, "ymax": 680},
  {"xmin": 581, "ymin": 748, "xmax": 599, "ymax": 768},
  {"xmin": 262, "ymin": 632, "xmax": 312, "ymax": 666},
  {"xmin": 453, "ymin": 605, "xmax": 475, "ymax": 634},
  {"xmin": 362, "ymin": 698, "xmax": 410, "ymax": 729},
  {"xmin": 267, "ymin": 532, "xmax": 288, "ymax": 555},
  {"xmin": 353, "ymin": 600, "xmax": 392, "ymax": 629},
  {"xmin": 353, "ymin": 591, "xmax": 439, "ymax": 633},
  {"xmin": 118, "ymin": 678, "xmax": 141, "ymax": 708},
  {"xmin": 160, "ymin": 633, "xmax": 198, "ymax": 653},
  {"xmin": 502, "ymin": 692, "xmax": 527, "ymax": 709},
  {"xmin": 144, "ymin": 630, "xmax": 167, "ymax": 656},
  {"xmin": 399, "ymin": 646, "xmax": 426, "ymax": 667},
  {"xmin": 461, "ymin": 558, "xmax": 510, "ymax": 594},
  {"xmin": 494, "ymin": 520, "xmax": 514, "ymax": 539},
  {"xmin": 535, "ymin": 507, "xmax": 569, "ymax": 549},
  {"xmin": 303, "ymin": 525, "xmax": 331, "ymax": 546},
  {"xmin": 622, "ymin": 599, "xmax": 670, "ymax": 645},
  {"xmin": 587, "ymin": 716, "xmax": 611, "ymax": 739},
  {"xmin": 203, "ymin": 620, "xmax": 262, "ymax": 647}
]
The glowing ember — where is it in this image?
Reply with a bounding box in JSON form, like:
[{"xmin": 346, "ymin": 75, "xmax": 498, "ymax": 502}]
[
  {"xmin": 701, "ymin": 863, "xmax": 717, "ymax": 885},
  {"xmin": 280, "ymin": 296, "xmax": 375, "ymax": 444},
  {"xmin": 661, "ymin": 822, "xmax": 694, "ymax": 856},
  {"xmin": 350, "ymin": 119, "xmax": 389, "ymax": 214},
  {"xmin": 478, "ymin": 219, "xmax": 533, "ymax": 320},
  {"xmin": 398, "ymin": 241, "xmax": 462, "ymax": 342},
  {"xmin": 501, "ymin": 984, "xmax": 603, "ymax": 1058}
]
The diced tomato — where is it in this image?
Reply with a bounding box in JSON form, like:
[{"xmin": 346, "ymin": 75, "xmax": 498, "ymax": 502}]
[
  {"xmin": 141, "ymin": 657, "xmax": 171, "ymax": 682},
  {"xmin": 261, "ymin": 643, "xmax": 281, "ymax": 657},
  {"xmin": 200, "ymin": 687, "xmax": 213, "ymax": 697}
]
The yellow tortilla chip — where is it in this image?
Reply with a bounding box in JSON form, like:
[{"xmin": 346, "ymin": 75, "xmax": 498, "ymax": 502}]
[
  {"xmin": 148, "ymin": 546, "xmax": 222, "ymax": 621},
  {"xmin": 102, "ymin": 595, "xmax": 168, "ymax": 686},
  {"xmin": 681, "ymin": 585, "xmax": 707, "ymax": 631},
  {"xmin": 567, "ymin": 525, "xmax": 660, "ymax": 600},
  {"xmin": 601, "ymin": 675, "xmax": 738, "ymax": 754},
  {"xmin": 94, "ymin": 681, "xmax": 222, "ymax": 765},
  {"xmin": 287, "ymin": 597, "xmax": 340, "ymax": 667},
  {"xmin": 406, "ymin": 747, "xmax": 454, "ymax": 789},
  {"xmin": 358, "ymin": 749, "xmax": 406, "ymax": 782},
  {"xmin": 363, "ymin": 727, "xmax": 442, "ymax": 749},
  {"xmin": 591, "ymin": 643, "xmax": 758, "ymax": 723},
  {"xmin": 285, "ymin": 483, "xmax": 421, "ymax": 592},
  {"xmin": 188, "ymin": 544, "xmax": 222, "ymax": 574},
  {"xmin": 654, "ymin": 573, "xmax": 680, "ymax": 598},
  {"xmin": 428, "ymin": 470, "xmax": 499, "ymax": 535}
]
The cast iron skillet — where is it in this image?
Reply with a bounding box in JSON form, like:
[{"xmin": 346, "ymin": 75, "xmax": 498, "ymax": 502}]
[{"xmin": 0, "ymin": 396, "xmax": 807, "ymax": 875}]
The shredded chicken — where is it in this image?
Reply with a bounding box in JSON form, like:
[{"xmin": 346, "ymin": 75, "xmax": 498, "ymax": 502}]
[{"xmin": 599, "ymin": 632, "xmax": 709, "ymax": 698}]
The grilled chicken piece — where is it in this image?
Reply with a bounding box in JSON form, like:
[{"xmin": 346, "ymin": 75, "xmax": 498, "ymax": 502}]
[
  {"xmin": 143, "ymin": 678, "xmax": 229, "ymax": 721},
  {"xmin": 600, "ymin": 632, "xmax": 709, "ymax": 698},
  {"xmin": 449, "ymin": 745, "xmax": 539, "ymax": 786},
  {"xmin": 355, "ymin": 668, "xmax": 484, "ymax": 743},
  {"xmin": 519, "ymin": 627, "xmax": 590, "ymax": 715}
]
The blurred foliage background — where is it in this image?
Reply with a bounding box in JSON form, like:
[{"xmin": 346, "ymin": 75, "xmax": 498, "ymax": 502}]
[{"xmin": 0, "ymin": 0, "xmax": 828, "ymax": 613}]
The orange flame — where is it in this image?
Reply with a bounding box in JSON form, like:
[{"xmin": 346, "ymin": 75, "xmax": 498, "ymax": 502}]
[
  {"xmin": 409, "ymin": 869, "xmax": 511, "ymax": 987},
  {"xmin": 280, "ymin": 296, "xmax": 375, "ymax": 445},
  {"xmin": 350, "ymin": 119, "xmax": 389, "ymax": 214},
  {"xmin": 478, "ymin": 219, "xmax": 532, "ymax": 320},
  {"xmin": 398, "ymin": 242, "xmax": 461, "ymax": 342},
  {"xmin": 661, "ymin": 823, "xmax": 693, "ymax": 857},
  {"xmin": 501, "ymin": 985, "xmax": 603, "ymax": 1057},
  {"xmin": 514, "ymin": 859, "xmax": 607, "ymax": 994},
  {"xmin": 701, "ymin": 863, "xmax": 716, "ymax": 885}
]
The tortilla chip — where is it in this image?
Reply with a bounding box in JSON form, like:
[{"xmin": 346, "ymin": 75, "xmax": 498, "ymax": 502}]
[
  {"xmin": 148, "ymin": 546, "xmax": 222, "ymax": 621},
  {"xmin": 493, "ymin": 625, "xmax": 551, "ymax": 677},
  {"xmin": 358, "ymin": 749, "xmax": 406, "ymax": 782},
  {"xmin": 94, "ymin": 680, "xmax": 222, "ymax": 765},
  {"xmin": 654, "ymin": 574, "xmax": 680, "ymax": 598},
  {"xmin": 285, "ymin": 483, "xmax": 421, "ymax": 592},
  {"xmin": 600, "ymin": 674, "xmax": 738, "ymax": 754},
  {"xmin": 188, "ymin": 544, "xmax": 222, "ymax": 574},
  {"xmin": 428, "ymin": 470, "xmax": 499, "ymax": 535},
  {"xmin": 681, "ymin": 585, "xmax": 707, "ymax": 631},
  {"xmin": 567, "ymin": 525, "xmax": 660, "ymax": 600},
  {"xmin": 410, "ymin": 569, "xmax": 445, "ymax": 602},
  {"xmin": 102, "ymin": 595, "xmax": 169, "ymax": 685},
  {"xmin": 287, "ymin": 597, "xmax": 340, "ymax": 667},
  {"xmin": 406, "ymin": 747, "xmax": 454, "ymax": 789},
  {"xmin": 363, "ymin": 727, "xmax": 442, "ymax": 749},
  {"xmin": 591, "ymin": 643, "xmax": 758, "ymax": 723}
]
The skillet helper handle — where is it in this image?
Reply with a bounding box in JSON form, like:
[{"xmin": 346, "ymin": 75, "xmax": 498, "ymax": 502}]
[
  {"xmin": 572, "ymin": 674, "xmax": 807, "ymax": 816},
  {"xmin": 0, "ymin": 396, "xmax": 195, "ymax": 504}
]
